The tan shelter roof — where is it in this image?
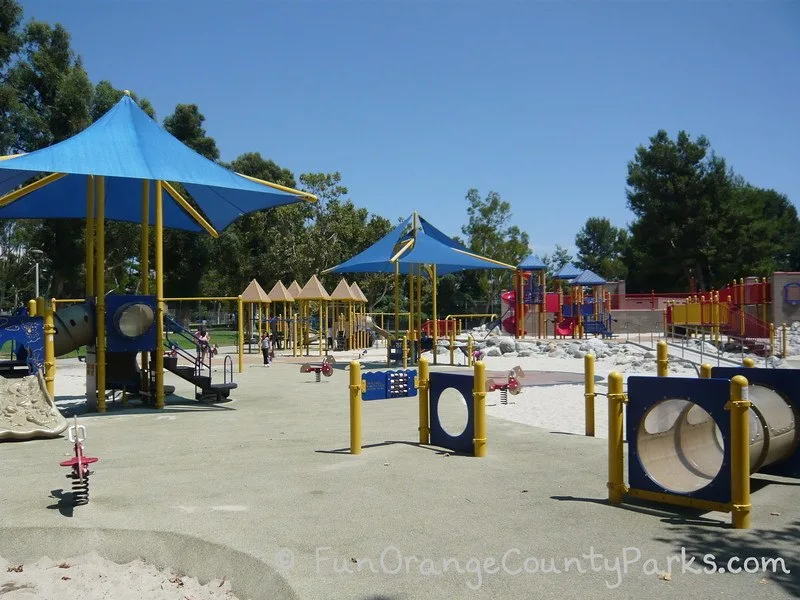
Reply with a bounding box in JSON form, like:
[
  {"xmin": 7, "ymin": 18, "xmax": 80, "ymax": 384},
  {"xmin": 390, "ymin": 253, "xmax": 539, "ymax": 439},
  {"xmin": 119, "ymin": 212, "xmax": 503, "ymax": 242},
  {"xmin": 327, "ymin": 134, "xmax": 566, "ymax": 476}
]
[
  {"xmin": 350, "ymin": 281, "xmax": 368, "ymax": 303},
  {"xmin": 241, "ymin": 279, "xmax": 270, "ymax": 302},
  {"xmin": 330, "ymin": 278, "xmax": 358, "ymax": 301},
  {"xmin": 296, "ymin": 274, "xmax": 331, "ymax": 301},
  {"xmin": 287, "ymin": 280, "xmax": 303, "ymax": 298},
  {"xmin": 268, "ymin": 280, "xmax": 294, "ymax": 302}
]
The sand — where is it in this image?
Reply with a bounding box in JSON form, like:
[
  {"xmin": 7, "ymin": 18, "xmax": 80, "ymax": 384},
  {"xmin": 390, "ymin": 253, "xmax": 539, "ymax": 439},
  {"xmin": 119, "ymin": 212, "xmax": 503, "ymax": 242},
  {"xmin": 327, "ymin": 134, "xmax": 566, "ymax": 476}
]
[{"xmin": 0, "ymin": 552, "xmax": 242, "ymax": 600}]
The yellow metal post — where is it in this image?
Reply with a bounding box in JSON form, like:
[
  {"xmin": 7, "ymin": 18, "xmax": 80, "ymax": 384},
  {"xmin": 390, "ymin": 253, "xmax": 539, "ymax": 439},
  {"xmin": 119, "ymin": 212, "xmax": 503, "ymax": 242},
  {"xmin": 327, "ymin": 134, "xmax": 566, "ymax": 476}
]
[
  {"xmin": 782, "ymin": 323, "xmax": 787, "ymax": 358},
  {"xmin": 418, "ymin": 356, "xmax": 429, "ymax": 444},
  {"xmin": 140, "ymin": 180, "xmax": 149, "ymax": 392},
  {"xmin": 85, "ymin": 175, "xmax": 95, "ymax": 296},
  {"xmin": 153, "ymin": 179, "xmax": 164, "ymax": 409},
  {"xmin": 730, "ymin": 375, "xmax": 751, "ymax": 529},
  {"xmin": 473, "ymin": 360, "xmax": 487, "ymax": 457},
  {"xmin": 318, "ymin": 301, "xmax": 323, "ymax": 357},
  {"xmin": 349, "ymin": 360, "xmax": 362, "ymax": 454},
  {"xmin": 394, "ymin": 262, "xmax": 399, "ymax": 341},
  {"xmin": 36, "ymin": 296, "xmax": 44, "ymax": 317},
  {"xmin": 237, "ymin": 295, "xmax": 244, "ymax": 373},
  {"xmin": 432, "ymin": 264, "xmax": 438, "ymax": 366},
  {"xmin": 43, "ymin": 299, "xmax": 55, "ymax": 398},
  {"xmin": 27, "ymin": 299, "xmax": 36, "ymax": 316},
  {"xmin": 584, "ymin": 353, "xmax": 595, "ymax": 437},
  {"xmin": 700, "ymin": 363, "xmax": 712, "ymax": 379},
  {"xmin": 467, "ymin": 336, "xmax": 474, "ymax": 367},
  {"xmin": 657, "ymin": 340, "xmax": 668, "ymax": 377},
  {"xmin": 449, "ymin": 329, "xmax": 455, "ymax": 366},
  {"xmin": 742, "ymin": 357, "xmax": 755, "ymax": 368},
  {"xmin": 402, "ymin": 336, "xmax": 408, "ymax": 369},
  {"xmin": 607, "ymin": 371, "xmax": 625, "ymax": 504},
  {"xmin": 95, "ymin": 176, "xmax": 107, "ymax": 412},
  {"xmin": 769, "ymin": 323, "xmax": 775, "ymax": 357}
]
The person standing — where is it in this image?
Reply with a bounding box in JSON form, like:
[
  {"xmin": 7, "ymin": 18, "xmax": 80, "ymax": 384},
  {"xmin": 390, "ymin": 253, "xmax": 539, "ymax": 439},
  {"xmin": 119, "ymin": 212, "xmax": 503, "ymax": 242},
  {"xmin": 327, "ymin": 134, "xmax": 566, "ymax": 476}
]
[{"xmin": 261, "ymin": 331, "xmax": 272, "ymax": 366}]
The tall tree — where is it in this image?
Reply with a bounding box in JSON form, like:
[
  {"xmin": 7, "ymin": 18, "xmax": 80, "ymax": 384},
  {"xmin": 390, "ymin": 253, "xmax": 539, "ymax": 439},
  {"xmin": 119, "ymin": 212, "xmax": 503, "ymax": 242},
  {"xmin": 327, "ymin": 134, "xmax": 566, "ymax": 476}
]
[
  {"xmin": 540, "ymin": 244, "xmax": 573, "ymax": 286},
  {"xmin": 625, "ymin": 129, "xmax": 799, "ymax": 291},
  {"xmin": 5, "ymin": 19, "xmax": 94, "ymax": 297},
  {"xmin": 574, "ymin": 217, "xmax": 628, "ymax": 280},
  {"xmin": 0, "ymin": 0, "xmax": 24, "ymax": 155},
  {"xmin": 625, "ymin": 130, "xmax": 734, "ymax": 292},
  {"xmin": 460, "ymin": 188, "xmax": 529, "ymax": 308},
  {"xmin": 161, "ymin": 103, "xmax": 218, "ymax": 298}
]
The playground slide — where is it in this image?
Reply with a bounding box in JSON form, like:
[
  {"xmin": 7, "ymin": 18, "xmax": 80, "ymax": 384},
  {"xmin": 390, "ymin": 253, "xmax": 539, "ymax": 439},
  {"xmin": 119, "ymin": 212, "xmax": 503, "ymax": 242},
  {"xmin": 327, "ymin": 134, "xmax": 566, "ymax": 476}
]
[
  {"xmin": 364, "ymin": 315, "xmax": 391, "ymax": 340},
  {"xmin": 499, "ymin": 290, "xmax": 526, "ymax": 335},
  {"xmin": 555, "ymin": 317, "xmax": 576, "ymax": 337}
]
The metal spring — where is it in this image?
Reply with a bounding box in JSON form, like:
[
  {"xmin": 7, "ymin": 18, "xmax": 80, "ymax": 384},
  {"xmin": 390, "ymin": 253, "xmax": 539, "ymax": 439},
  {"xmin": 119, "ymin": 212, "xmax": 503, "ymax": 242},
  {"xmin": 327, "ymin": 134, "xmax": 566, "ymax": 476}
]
[
  {"xmin": 501, "ymin": 388, "xmax": 508, "ymax": 405},
  {"xmin": 69, "ymin": 473, "xmax": 90, "ymax": 506},
  {"xmin": 315, "ymin": 370, "xmax": 321, "ymax": 383}
]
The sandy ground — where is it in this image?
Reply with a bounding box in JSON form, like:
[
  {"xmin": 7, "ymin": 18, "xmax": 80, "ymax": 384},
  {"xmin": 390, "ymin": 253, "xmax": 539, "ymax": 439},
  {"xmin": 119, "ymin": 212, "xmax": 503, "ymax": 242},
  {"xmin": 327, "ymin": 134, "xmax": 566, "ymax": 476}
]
[
  {"xmin": 0, "ymin": 552, "xmax": 239, "ymax": 599},
  {"xmin": 2, "ymin": 328, "xmax": 798, "ymax": 599}
]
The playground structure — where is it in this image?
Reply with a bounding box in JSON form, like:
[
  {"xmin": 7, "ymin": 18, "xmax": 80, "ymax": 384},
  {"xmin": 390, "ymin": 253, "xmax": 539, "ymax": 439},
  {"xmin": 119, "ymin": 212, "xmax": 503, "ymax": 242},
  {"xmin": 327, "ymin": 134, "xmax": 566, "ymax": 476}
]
[
  {"xmin": 325, "ymin": 212, "xmax": 515, "ymax": 368},
  {"xmin": 300, "ymin": 355, "xmax": 336, "ymax": 382},
  {"xmin": 58, "ymin": 416, "xmax": 98, "ymax": 507},
  {"xmin": 0, "ymin": 93, "xmax": 317, "ymax": 412},
  {"xmin": 500, "ymin": 260, "xmax": 614, "ymax": 340},
  {"xmin": 586, "ymin": 341, "xmax": 800, "ymax": 529},
  {"xmin": 349, "ymin": 358, "xmax": 489, "ymax": 457}
]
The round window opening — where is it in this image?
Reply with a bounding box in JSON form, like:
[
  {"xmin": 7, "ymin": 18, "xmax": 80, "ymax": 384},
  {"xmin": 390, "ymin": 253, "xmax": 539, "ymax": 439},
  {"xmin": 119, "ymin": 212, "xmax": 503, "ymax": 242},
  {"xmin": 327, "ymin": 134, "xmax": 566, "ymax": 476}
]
[{"xmin": 437, "ymin": 387, "xmax": 469, "ymax": 437}]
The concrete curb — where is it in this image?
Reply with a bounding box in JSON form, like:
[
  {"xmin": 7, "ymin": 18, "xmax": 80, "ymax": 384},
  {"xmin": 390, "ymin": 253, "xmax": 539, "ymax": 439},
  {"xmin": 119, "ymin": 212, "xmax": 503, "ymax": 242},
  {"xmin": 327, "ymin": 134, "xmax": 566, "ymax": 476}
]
[{"xmin": 0, "ymin": 526, "xmax": 299, "ymax": 600}]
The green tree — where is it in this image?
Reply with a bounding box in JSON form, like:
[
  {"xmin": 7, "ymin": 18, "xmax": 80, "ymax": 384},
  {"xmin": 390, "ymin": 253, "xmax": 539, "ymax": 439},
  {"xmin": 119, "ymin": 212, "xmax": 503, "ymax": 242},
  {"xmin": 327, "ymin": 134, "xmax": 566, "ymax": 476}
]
[
  {"xmin": 574, "ymin": 217, "xmax": 628, "ymax": 280},
  {"xmin": 625, "ymin": 130, "xmax": 799, "ymax": 291},
  {"xmin": 161, "ymin": 103, "xmax": 218, "ymax": 298},
  {"xmin": 5, "ymin": 19, "xmax": 94, "ymax": 297},
  {"xmin": 625, "ymin": 130, "xmax": 734, "ymax": 292},
  {"xmin": 460, "ymin": 188, "xmax": 530, "ymax": 309},
  {"xmin": 540, "ymin": 244, "xmax": 573, "ymax": 287},
  {"xmin": 91, "ymin": 80, "xmax": 155, "ymax": 121},
  {"xmin": 0, "ymin": 0, "xmax": 24, "ymax": 155}
]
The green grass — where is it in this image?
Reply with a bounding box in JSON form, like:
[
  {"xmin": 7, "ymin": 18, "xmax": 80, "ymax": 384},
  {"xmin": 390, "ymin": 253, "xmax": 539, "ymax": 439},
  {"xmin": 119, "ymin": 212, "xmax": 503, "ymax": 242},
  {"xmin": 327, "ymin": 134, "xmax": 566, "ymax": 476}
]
[{"xmin": 55, "ymin": 329, "xmax": 248, "ymax": 360}]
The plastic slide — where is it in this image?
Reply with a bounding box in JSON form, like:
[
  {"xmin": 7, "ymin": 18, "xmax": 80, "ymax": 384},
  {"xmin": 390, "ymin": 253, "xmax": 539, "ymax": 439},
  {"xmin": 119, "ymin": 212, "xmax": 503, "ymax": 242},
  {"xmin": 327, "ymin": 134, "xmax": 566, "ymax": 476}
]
[
  {"xmin": 364, "ymin": 315, "xmax": 392, "ymax": 340},
  {"xmin": 499, "ymin": 290, "xmax": 526, "ymax": 335},
  {"xmin": 555, "ymin": 317, "xmax": 576, "ymax": 337}
]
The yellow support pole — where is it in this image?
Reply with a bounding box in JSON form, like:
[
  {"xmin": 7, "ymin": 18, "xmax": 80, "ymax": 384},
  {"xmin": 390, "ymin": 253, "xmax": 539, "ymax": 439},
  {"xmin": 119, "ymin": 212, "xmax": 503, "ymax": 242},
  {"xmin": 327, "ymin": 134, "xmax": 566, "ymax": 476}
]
[
  {"xmin": 432, "ymin": 265, "xmax": 438, "ymax": 366},
  {"xmin": 153, "ymin": 180, "xmax": 164, "ymax": 409},
  {"xmin": 769, "ymin": 323, "xmax": 775, "ymax": 357},
  {"xmin": 473, "ymin": 360, "xmax": 487, "ymax": 457},
  {"xmin": 394, "ymin": 262, "xmax": 400, "ymax": 341},
  {"xmin": 584, "ymin": 353, "xmax": 595, "ymax": 437},
  {"xmin": 607, "ymin": 371, "xmax": 625, "ymax": 504},
  {"xmin": 742, "ymin": 357, "xmax": 755, "ymax": 368},
  {"xmin": 237, "ymin": 295, "xmax": 244, "ymax": 372},
  {"xmin": 782, "ymin": 323, "xmax": 788, "ymax": 358},
  {"xmin": 140, "ymin": 180, "xmax": 149, "ymax": 392},
  {"xmin": 27, "ymin": 299, "xmax": 36, "ymax": 316},
  {"xmin": 449, "ymin": 329, "xmax": 455, "ymax": 366},
  {"xmin": 95, "ymin": 176, "xmax": 107, "ymax": 413},
  {"xmin": 657, "ymin": 340, "xmax": 668, "ymax": 377},
  {"xmin": 36, "ymin": 296, "xmax": 44, "ymax": 317},
  {"xmin": 318, "ymin": 301, "xmax": 323, "ymax": 357},
  {"xmin": 729, "ymin": 375, "xmax": 751, "ymax": 529},
  {"xmin": 349, "ymin": 360, "xmax": 362, "ymax": 454},
  {"xmin": 700, "ymin": 363, "xmax": 712, "ymax": 379},
  {"xmin": 467, "ymin": 336, "xmax": 474, "ymax": 367},
  {"xmin": 43, "ymin": 298, "xmax": 55, "ymax": 399},
  {"xmin": 85, "ymin": 175, "xmax": 95, "ymax": 296},
  {"xmin": 402, "ymin": 336, "xmax": 408, "ymax": 369},
  {"xmin": 418, "ymin": 356, "xmax": 429, "ymax": 444}
]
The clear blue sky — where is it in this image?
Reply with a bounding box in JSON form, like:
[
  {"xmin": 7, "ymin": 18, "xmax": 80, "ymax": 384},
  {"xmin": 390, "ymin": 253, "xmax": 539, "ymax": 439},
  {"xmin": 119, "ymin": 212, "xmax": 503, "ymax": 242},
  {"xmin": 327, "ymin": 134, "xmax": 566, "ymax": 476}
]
[{"xmin": 19, "ymin": 0, "xmax": 800, "ymax": 257}]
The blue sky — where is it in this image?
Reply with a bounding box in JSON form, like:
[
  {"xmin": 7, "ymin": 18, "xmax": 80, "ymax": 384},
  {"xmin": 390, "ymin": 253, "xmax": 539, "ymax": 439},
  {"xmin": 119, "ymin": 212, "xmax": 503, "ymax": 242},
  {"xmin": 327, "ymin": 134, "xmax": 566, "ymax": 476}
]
[{"xmin": 19, "ymin": 0, "xmax": 800, "ymax": 257}]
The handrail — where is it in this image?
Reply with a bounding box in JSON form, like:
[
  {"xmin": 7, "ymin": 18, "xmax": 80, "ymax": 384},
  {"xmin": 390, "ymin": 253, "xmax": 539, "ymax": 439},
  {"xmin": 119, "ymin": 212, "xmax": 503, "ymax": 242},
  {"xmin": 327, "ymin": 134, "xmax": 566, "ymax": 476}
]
[
  {"xmin": 164, "ymin": 315, "xmax": 212, "ymax": 379},
  {"xmin": 444, "ymin": 313, "xmax": 498, "ymax": 321}
]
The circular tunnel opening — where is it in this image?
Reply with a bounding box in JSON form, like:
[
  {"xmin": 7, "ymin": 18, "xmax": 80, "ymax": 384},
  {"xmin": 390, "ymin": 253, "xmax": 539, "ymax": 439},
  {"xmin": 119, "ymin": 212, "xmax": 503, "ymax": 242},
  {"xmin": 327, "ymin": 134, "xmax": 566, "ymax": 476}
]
[
  {"xmin": 437, "ymin": 387, "xmax": 468, "ymax": 437},
  {"xmin": 114, "ymin": 303, "xmax": 155, "ymax": 339},
  {"xmin": 637, "ymin": 399, "xmax": 724, "ymax": 494}
]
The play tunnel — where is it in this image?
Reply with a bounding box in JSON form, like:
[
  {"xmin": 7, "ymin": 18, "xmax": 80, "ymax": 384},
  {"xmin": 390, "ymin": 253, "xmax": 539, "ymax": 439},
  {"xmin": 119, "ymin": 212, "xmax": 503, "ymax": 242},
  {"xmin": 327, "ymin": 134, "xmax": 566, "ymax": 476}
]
[{"xmin": 627, "ymin": 369, "xmax": 799, "ymax": 501}]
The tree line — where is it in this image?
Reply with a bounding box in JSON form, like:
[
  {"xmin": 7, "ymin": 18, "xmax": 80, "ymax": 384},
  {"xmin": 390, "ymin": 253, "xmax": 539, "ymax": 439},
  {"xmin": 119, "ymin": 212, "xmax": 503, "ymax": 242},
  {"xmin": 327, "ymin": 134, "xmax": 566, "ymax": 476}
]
[{"xmin": 1, "ymin": 1, "xmax": 796, "ymax": 320}]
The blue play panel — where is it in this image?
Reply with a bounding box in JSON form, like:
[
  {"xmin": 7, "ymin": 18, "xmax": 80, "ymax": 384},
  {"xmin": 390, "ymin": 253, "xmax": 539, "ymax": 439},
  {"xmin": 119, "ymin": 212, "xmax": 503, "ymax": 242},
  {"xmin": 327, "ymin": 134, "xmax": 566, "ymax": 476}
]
[{"xmin": 428, "ymin": 371, "xmax": 475, "ymax": 455}]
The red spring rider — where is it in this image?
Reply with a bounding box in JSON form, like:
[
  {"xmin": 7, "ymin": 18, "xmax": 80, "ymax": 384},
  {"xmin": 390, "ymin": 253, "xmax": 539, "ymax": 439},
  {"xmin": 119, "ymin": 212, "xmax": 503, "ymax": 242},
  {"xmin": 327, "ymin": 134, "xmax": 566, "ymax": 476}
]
[{"xmin": 59, "ymin": 416, "xmax": 99, "ymax": 506}]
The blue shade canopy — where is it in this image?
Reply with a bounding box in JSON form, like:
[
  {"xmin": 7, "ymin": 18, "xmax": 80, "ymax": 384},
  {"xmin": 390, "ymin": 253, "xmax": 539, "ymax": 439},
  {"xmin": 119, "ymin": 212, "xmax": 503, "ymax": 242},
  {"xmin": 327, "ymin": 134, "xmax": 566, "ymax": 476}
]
[
  {"xmin": 518, "ymin": 253, "xmax": 546, "ymax": 270},
  {"xmin": 553, "ymin": 263, "xmax": 583, "ymax": 280},
  {"xmin": 0, "ymin": 95, "xmax": 310, "ymax": 231},
  {"xmin": 324, "ymin": 213, "xmax": 513, "ymax": 275},
  {"xmin": 570, "ymin": 269, "xmax": 607, "ymax": 285}
]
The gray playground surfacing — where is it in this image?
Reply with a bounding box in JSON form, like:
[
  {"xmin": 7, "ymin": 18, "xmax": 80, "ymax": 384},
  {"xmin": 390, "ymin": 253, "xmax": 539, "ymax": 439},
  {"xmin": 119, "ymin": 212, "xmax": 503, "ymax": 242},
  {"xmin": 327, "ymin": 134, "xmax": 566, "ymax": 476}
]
[{"xmin": 0, "ymin": 353, "xmax": 798, "ymax": 599}]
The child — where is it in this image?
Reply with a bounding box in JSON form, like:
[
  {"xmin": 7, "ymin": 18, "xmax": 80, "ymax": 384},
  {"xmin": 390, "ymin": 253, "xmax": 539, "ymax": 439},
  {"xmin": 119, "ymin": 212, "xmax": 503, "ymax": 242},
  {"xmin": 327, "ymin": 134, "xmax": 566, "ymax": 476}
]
[{"xmin": 260, "ymin": 332, "xmax": 271, "ymax": 366}]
